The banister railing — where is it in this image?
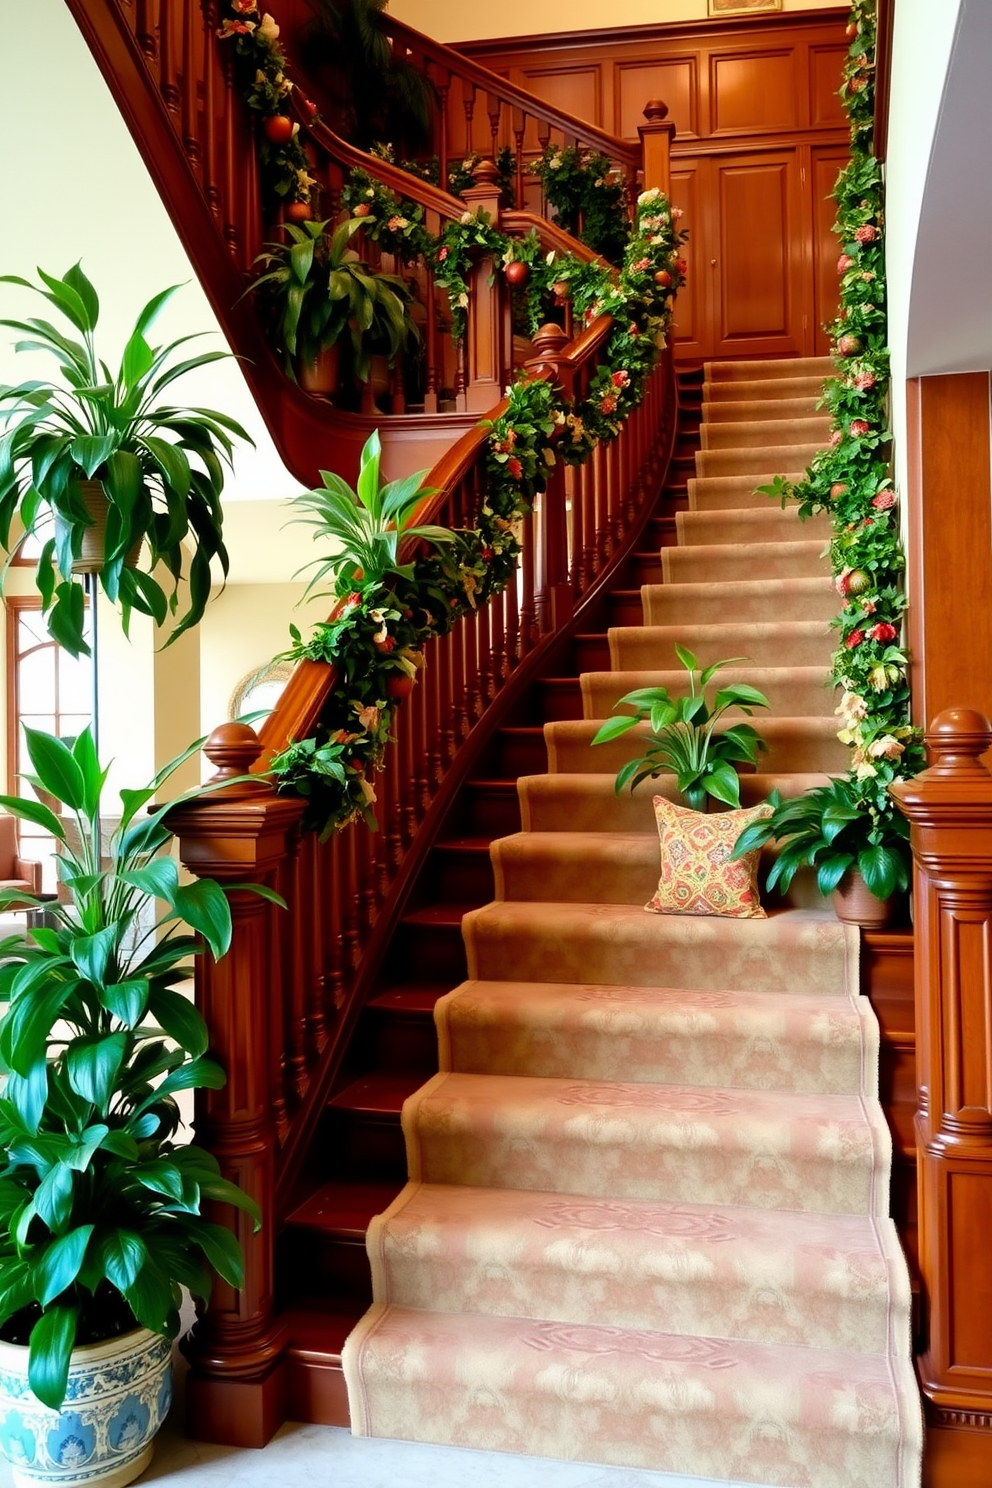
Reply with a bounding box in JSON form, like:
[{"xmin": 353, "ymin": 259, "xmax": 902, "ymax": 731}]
[
  {"xmin": 376, "ymin": 11, "xmax": 641, "ymax": 201},
  {"xmin": 169, "ymin": 324, "xmax": 677, "ymax": 1436}
]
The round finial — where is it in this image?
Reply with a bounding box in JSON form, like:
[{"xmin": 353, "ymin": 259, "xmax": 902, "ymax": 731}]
[
  {"xmin": 203, "ymin": 721, "xmax": 265, "ymax": 785},
  {"xmin": 926, "ymin": 707, "xmax": 992, "ymax": 777},
  {"xmin": 643, "ymin": 100, "xmax": 670, "ymax": 122},
  {"xmin": 530, "ymin": 323, "xmax": 569, "ymax": 356},
  {"xmin": 470, "ymin": 157, "xmax": 502, "ymax": 186}
]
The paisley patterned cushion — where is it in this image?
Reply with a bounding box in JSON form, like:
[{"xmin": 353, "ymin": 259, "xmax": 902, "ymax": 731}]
[{"xmin": 646, "ymin": 796, "xmax": 772, "ymax": 919}]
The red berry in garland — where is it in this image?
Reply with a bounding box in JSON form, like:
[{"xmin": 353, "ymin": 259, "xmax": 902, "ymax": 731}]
[
  {"xmin": 263, "ymin": 114, "xmax": 294, "ymax": 144},
  {"xmin": 504, "ymin": 260, "xmax": 530, "ymax": 287}
]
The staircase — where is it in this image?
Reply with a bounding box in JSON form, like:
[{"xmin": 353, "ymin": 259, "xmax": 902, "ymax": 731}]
[{"xmin": 279, "ymin": 357, "xmax": 922, "ymax": 1485}]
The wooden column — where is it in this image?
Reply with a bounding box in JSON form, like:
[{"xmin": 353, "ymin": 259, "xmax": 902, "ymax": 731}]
[
  {"xmin": 167, "ymin": 724, "xmax": 306, "ymax": 1448},
  {"xmin": 891, "ymin": 709, "xmax": 992, "ymax": 1485},
  {"xmin": 905, "ymin": 373, "xmax": 992, "ymax": 740},
  {"xmin": 638, "ymin": 99, "xmax": 675, "ymax": 196},
  {"xmin": 525, "ymin": 324, "xmax": 572, "ymax": 633},
  {"xmin": 461, "ymin": 158, "xmax": 505, "ymax": 414}
]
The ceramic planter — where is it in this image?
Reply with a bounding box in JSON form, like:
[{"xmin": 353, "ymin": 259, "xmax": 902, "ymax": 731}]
[
  {"xmin": 831, "ymin": 867, "xmax": 898, "ymax": 930},
  {"xmin": 298, "ymin": 342, "xmax": 341, "ymax": 397},
  {"xmin": 0, "ymin": 1327, "xmax": 172, "ymax": 1488}
]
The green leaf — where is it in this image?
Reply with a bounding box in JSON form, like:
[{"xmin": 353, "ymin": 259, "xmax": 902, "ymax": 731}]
[
  {"xmin": 102, "ymin": 979, "xmax": 149, "ymax": 1027},
  {"xmin": 28, "ymin": 1303, "xmax": 80, "ymax": 1411},
  {"xmin": 674, "ymin": 642, "xmax": 698, "ymax": 674},
  {"xmin": 6, "ymin": 1061, "xmax": 48, "ymax": 1133},
  {"xmin": 22, "ymin": 727, "xmax": 86, "ymax": 809},
  {"xmin": 123, "ymin": 1257, "xmax": 177, "ymax": 1335},
  {"xmin": 196, "ymin": 1221, "xmax": 246, "ymax": 1288},
  {"xmin": 100, "ymin": 1230, "xmax": 149, "ymax": 1292},
  {"xmin": 71, "ymin": 925, "xmax": 118, "ymax": 986},
  {"xmin": 134, "ymin": 1160, "xmax": 185, "ymax": 1203},
  {"xmin": 33, "ymin": 1164, "xmax": 74, "ymax": 1230},
  {"xmin": 702, "ymin": 761, "xmax": 743, "ymax": 808},
  {"xmin": 66, "ymin": 1034, "xmax": 127, "ymax": 1110},
  {"xmin": 0, "ymin": 793, "xmax": 65, "ymax": 841},
  {"xmin": 37, "ymin": 1225, "xmax": 94, "ymax": 1307},
  {"xmin": 168, "ymin": 879, "xmax": 232, "ymax": 960},
  {"xmin": 148, "ymin": 987, "xmax": 208, "ymax": 1058},
  {"xmin": 122, "ymin": 858, "xmax": 180, "ymax": 902},
  {"xmin": 816, "ymin": 853, "xmax": 856, "ymax": 895},
  {"xmin": 591, "ymin": 715, "xmax": 639, "ymax": 745},
  {"xmin": 858, "ymin": 844, "xmax": 904, "ymax": 900}
]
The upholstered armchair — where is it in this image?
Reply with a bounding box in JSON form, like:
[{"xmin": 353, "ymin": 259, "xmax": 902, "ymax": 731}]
[{"xmin": 0, "ymin": 813, "xmax": 43, "ymax": 905}]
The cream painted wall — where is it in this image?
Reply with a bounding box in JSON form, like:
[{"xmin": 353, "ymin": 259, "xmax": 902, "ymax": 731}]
[
  {"xmin": 199, "ymin": 583, "xmax": 330, "ymax": 744},
  {"xmin": 883, "ymin": 0, "xmax": 962, "ymax": 531},
  {"xmin": 389, "ymin": 0, "xmax": 842, "ymax": 45}
]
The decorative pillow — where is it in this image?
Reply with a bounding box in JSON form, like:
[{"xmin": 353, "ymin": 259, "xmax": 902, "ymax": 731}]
[{"xmin": 646, "ymin": 797, "xmax": 773, "ymax": 919}]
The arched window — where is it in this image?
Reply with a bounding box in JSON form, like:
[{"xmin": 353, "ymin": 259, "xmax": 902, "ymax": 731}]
[{"xmin": 5, "ymin": 598, "xmax": 92, "ymax": 892}]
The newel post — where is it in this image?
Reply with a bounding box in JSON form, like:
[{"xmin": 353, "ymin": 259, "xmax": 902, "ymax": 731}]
[
  {"xmin": 167, "ymin": 723, "xmax": 306, "ymax": 1446},
  {"xmin": 638, "ymin": 100, "xmax": 675, "ymax": 197},
  {"xmin": 890, "ymin": 707, "xmax": 992, "ymax": 1424},
  {"xmin": 525, "ymin": 323, "xmax": 573, "ymax": 633},
  {"xmin": 460, "ymin": 157, "xmax": 505, "ymax": 413}
]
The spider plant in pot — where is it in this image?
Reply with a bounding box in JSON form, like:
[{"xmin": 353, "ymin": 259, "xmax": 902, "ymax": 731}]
[
  {"xmin": 730, "ymin": 775, "xmax": 911, "ymax": 928},
  {"xmin": 591, "ymin": 646, "xmax": 770, "ymax": 810},
  {"xmin": 0, "ymin": 263, "xmax": 251, "ymax": 659},
  {"xmin": 0, "ymin": 725, "xmax": 276, "ymax": 1488}
]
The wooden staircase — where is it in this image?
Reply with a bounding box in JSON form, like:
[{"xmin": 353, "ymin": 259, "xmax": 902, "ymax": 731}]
[{"xmin": 267, "ymin": 365, "xmax": 705, "ymax": 1418}]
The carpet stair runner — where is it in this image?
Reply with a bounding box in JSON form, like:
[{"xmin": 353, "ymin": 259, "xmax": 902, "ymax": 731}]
[{"xmin": 342, "ymin": 355, "xmax": 923, "ymax": 1487}]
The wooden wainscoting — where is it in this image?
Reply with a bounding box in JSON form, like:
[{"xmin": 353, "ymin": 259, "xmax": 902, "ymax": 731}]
[{"xmin": 455, "ymin": 10, "xmax": 850, "ymax": 360}]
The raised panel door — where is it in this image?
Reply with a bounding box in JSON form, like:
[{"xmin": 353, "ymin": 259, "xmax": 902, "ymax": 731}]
[
  {"xmin": 668, "ymin": 164, "xmax": 706, "ymax": 360},
  {"xmin": 710, "ymin": 150, "xmax": 804, "ymax": 358},
  {"xmin": 811, "ymin": 144, "xmax": 850, "ymax": 355}
]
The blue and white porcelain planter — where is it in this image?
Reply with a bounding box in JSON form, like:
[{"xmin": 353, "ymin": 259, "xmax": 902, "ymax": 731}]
[{"xmin": 0, "ymin": 1327, "xmax": 172, "ymax": 1488}]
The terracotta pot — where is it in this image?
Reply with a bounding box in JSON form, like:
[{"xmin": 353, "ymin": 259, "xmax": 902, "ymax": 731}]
[
  {"xmin": 64, "ymin": 481, "xmax": 143, "ymax": 575},
  {"xmin": 831, "ymin": 867, "xmax": 898, "ymax": 930},
  {"xmin": 298, "ymin": 343, "xmax": 341, "ymax": 397}
]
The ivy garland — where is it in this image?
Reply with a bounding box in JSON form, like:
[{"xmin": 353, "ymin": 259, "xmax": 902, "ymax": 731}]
[
  {"xmin": 760, "ymin": 0, "xmax": 923, "ymax": 817},
  {"xmin": 532, "ymin": 146, "xmax": 630, "ymax": 265},
  {"xmin": 216, "ymin": 1, "xmax": 318, "ymax": 211},
  {"xmin": 269, "ymin": 189, "xmax": 687, "ymax": 837}
]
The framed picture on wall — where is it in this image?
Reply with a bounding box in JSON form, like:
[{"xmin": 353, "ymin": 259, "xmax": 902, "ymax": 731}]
[{"xmin": 707, "ymin": 0, "xmax": 783, "ymax": 14}]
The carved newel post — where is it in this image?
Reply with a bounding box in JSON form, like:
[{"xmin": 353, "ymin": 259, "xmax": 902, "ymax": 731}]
[
  {"xmin": 525, "ymin": 323, "xmax": 573, "ymax": 634},
  {"xmin": 638, "ymin": 99, "xmax": 675, "ymax": 197},
  {"xmin": 460, "ymin": 157, "xmax": 505, "ymax": 413},
  {"xmin": 891, "ymin": 708, "xmax": 992, "ymax": 1426},
  {"xmin": 167, "ymin": 723, "xmax": 306, "ymax": 1446}
]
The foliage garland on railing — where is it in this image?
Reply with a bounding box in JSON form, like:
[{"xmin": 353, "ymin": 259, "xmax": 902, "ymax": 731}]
[
  {"xmin": 216, "ymin": 0, "xmax": 318, "ymax": 211},
  {"xmin": 269, "ymin": 189, "xmax": 687, "ymax": 836},
  {"xmin": 532, "ymin": 146, "xmax": 630, "ymax": 265},
  {"xmin": 759, "ymin": 0, "xmax": 923, "ymax": 818}
]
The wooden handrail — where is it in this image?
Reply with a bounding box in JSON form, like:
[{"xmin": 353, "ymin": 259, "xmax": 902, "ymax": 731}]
[{"xmin": 379, "ymin": 11, "xmax": 640, "ymax": 172}]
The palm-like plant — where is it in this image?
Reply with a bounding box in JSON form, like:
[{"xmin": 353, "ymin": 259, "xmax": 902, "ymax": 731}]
[
  {"xmin": 0, "ymin": 264, "xmax": 250, "ymax": 656},
  {"xmin": 592, "ymin": 645, "xmax": 770, "ymax": 811},
  {"xmin": 290, "ymin": 428, "xmax": 455, "ymax": 597},
  {"xmin": 251, "ymin": 216, "xmax": 419, "ymax": 384},
  {"xmin": 0, "ymin": 726, "xmax": 277, "ymax": 1410}
]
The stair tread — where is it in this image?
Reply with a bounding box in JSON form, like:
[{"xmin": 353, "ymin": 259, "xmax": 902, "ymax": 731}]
[
  {"xmin": 401, "ymin": 902, "xmax": 475, "ymax": 928},
  {"xmin": 368, "ymin": 982, "xmax": 450, "ymax": 1014},
  {"xmin": 284, "ymin": 1299, "xmax": 363, "ymax": 1357},
  {"xmin": 287, "ymin": 1179, "xmax": 404, "ymax": 1235},
  {"xmin": 329, "ymin": 1070, "xmax": 427, "ymax": 1114}
]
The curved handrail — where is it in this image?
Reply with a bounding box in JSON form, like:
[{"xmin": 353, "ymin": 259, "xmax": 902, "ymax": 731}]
[{"xmin": 379, "ymin": 12, "xmax": 640, "ymax": 172}]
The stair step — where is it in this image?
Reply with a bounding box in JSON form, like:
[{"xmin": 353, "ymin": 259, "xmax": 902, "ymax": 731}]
[
  {"xmin": 287, "ymin": 1178, "xmax": 404, "ymax": 1237},
  {"xmin": 663, "ymin": 538, "xmax": 828, "ymax": 584},
  {"xmin": 345, "ymin": 1305, "xmax": 917, "ymax": 1484},
  {"xmin": 494, "ymin": 725, "xmax": 547, "ymax": 776},
  {"xmin": 389, "ymin": 904, "xmax": 472, "ymax": 983},
  {"xmin": 543, "ymin": 716, "xmax": 846, "ymax": 777},
  {"xmin": 701, "ymin": 395, "xmax": 823, "ymax": 423},
  {"xmin": 642, "ymin": 575, "xmax": 837, "ymax": 627},
  {"xmin": 367, "ymin": 1182, "xmax": 906, "ymax": 1351},
  {"xmin": 609, "ymin": 619, "xmax": 832, "ymax": 671},
  {"xmin": 699, "ymin": 415, "xmax": 831, "ymax": 451},
  {"xmin": 581, "ymin": 665, "xmax": 837, "ymax": 720},
  {"xmin": 569, "ymin": 632, "xmax": 611, "ymax": 672},
  {"xmin": 675, "ymin": 504, "xmax": 830, "ymax": 545},
  {"xmin": 402, "ymin": 1068, "xmax": 890, "ymax": 1214},
  {"xmin": 431, "ymin": 837, "xmax": 496, "ymax": 904},
  {"xmin": 366, "ymin": 981, "xmax": 451, "ymax": 1071},
  {"xmin": 703, "ymin": 373, "xmax": 827, "ymax": 403},
  {"xmin": 687, "ymin": 471, "xmax": 809, "ymax": 510},
  {"xmin": 606, "ymin": 589, "xmax": 647, "ymax": 625},
  {"xmin": 706, "ymin": 355, "xmax": 834, "ymax": 381},
  {"xmin": 537, "ymin": 676, "xmax": 584, "ymax": 722},
  {"xmin": 463, "ymin": 778, "xmax": 521, "ymax": 836},
  {"xmin": 696, "ymin": 442, "xmax": 826, "ymax": 478},
  {"xmin": 322, "ymin": 1070, "xmax": 429, "ymax": 1181}
]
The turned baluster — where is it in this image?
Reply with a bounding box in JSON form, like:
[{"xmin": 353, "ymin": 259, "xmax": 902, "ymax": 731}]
[
  {"xmin": 220, "ymin": 37, "xmax": 240, "ymax": 255},
  {"xmin": 461, "ymin": 77, "xmax": 476, "ymax": 157},
  {"xmin": 512, "ymin": 110, "xmax": 526, "ymax": 208},
  {"xmin": 526, "ymin": 325, "xmax": 572, "ymax": 632},
  {"xmin": 302, "ymin": 832, "xmax": 327, "ymax": 1050},
  {"xmin": 487, "ymin": 93, "xmax": 502, "ymax": 166},
  {"xmin": 202, "ymin": 1, "xmax": 221, "ymax": 217},
  {"xmin": 181, "ymin": 0, "xmax": 201, "ymax": 170},
  {"xmin": 167, "ymin": 723, "xmax": 304, "ymax": 1446},
  {"xmin": 519, "ymin": 509, "xmax": 538, "ymax": 654},
  {"xmin": 342, "ymin": 827, "xmax": 361, "ymax": 973},
  {"xmin": 323, "ymin": 834, "xmax": 346, "ymax": 1018},
  {"xmin": 159, "ymin": 0, "xmax": 179, "ymax": 115},
  {"xmin": 137, "ymin": 0, "xmax": 157, "ymax": 60}
]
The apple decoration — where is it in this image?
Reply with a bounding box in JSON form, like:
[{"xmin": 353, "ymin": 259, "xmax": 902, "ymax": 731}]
[
  {"xmin": 286, "ymin": 201, "xmax": 313, "ymax": 224},
  {"xmin": 263, "ymin": 114, "xmax": 294, "ymax": 144},
  {"xmin": 386, "ymin": 673, "xmax": 416, "ymax": 703},
  {"xmin": 654, "ymin": 269, "xmax": 671, "ymax": 287},
  {"xmin": 504, "ymin": 259, "xmax": 530, "ymax": 287},
  {"xmin": 836, "ymin": 333, "xmax": 862, "ymax": 357}
]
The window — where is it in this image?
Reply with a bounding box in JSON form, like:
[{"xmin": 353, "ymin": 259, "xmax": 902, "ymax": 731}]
[{"xmin": 5, "ymin": 597, "xmax": 92, "ymax": 892}]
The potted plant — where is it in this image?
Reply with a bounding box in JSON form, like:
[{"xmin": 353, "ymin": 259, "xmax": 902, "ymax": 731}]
[
  {"xmin": 250, "ymin": 215, "xmax": 420, "ymax": 401},
  {"xmin": 591, "ymin": 645, "xmax": 770, "ymax": 810},
  {"xmin": 730, "ymin": 775, "xmax": 911, "ymax": 928},
  {"xmin": 0, "ymin": 264, "xmax": 252, "ymax": 658},
  {"xmin": 0, "ymin": 725, "xmax": 272, "ymax": 1487}
]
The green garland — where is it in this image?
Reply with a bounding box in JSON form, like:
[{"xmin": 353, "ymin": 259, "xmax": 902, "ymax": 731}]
[
  {"xmin": 531, "ymin": 146, "xmax": 630, "ymax": 265},
  {"xmin": 216, "ymin": 1, "xmax": 318, "ymax": 211},
  {"xmin": 760, "ymin": 0, "xmax": 923, "ymax": 815},
  {"xmin": 270, "ymin": 188, "xmax": 687, "ymax": 836}
]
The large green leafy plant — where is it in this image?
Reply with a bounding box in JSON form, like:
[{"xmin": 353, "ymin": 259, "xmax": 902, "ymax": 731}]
[
  {"xmin": 0, "ymin": 264, "xmax": 251, "ymax": 656},
  {"xmin": 731, "ymin": 775, "xmax": 911, "ymax": 901},
  {"xmin": 0, "ymin": 727, "xmax": 272, "ymax": 1410},
  {"xmin": 288, "ymin": 428, "xmax": 452, "ymax": 598},
  {"xmin": 592, "ymin": 647, "xmax": 770, "ymax": 811}
]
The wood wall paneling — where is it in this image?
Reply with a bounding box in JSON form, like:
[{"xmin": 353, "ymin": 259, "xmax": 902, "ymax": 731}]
[
  {"xmin": 710, "ymin": 50, "xmax": 798, "ymax": 135},
  {"xmin": 457, "ymin": 13, "xmax": 850, "ymax": 361},
  {"xmin": 616, "ymin": 59, "xmax": 697, "ymax": 142},
  {"xmin": 905, "ymin": 373, "xmax": 992, "ymax": 738},
  {"xmin": 811, "ymin": 144, "xmax": 848, "ymax": 354}
]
